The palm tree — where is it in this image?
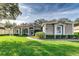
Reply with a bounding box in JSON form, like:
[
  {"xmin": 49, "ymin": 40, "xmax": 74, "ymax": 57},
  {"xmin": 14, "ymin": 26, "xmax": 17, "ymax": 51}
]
[{"xmin": 0, "ymin": 3, "xmax": 21, "ymax": 20}]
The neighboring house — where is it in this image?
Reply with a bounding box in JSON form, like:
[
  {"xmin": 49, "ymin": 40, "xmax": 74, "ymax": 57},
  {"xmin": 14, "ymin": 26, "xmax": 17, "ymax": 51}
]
[
  {"xmin": 0, "ymin": 23, "xmax": 5, "ymax": 34},
  {"xmin": 42, "ymin": 19, "xmax": 74, "ymax": 35},
  {"xmin": 13, "ymin": 23, "xmax": 42, "ymax": 36},
  {"xmin": 0, "ymin": 22, "xmax": 42, "ymax": 36},
  {"xmin": 13, "ymin": 23, "xmax": 34, "ymax": 36},
  {"xmin": 74, "ymin": 22, "xmax": 79, "ymax": 33},
  {"xmin": 0, "ymin": 23, "xmax": 13, "ymax": 35}
]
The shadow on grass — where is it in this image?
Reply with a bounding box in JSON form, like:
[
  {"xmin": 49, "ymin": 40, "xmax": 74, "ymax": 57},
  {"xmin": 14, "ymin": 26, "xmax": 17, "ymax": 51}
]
[{"xmin": 0, "ymin": 40, "xmax": 79, "ymax": 56}]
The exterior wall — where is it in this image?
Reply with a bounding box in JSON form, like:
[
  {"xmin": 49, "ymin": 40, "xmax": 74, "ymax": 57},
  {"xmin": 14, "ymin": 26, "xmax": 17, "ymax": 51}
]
[
  {"xmin": 4, "ymin": 28, "xmax": 14, "ymax": 35},
  {"xmin": 43, "ymin": 23, "xmax": 73, "ymax": 35},
  {"xmin": 43, "ymin": 24, "xmax": 54, "ymax": 35},
  {"xmin": 0, "ymin": 29, "xmax": 5, "ymax": 34},
  {"xmin": 0, "ymin": 28, "xmax": 14, "ymax": 35},
  {"xmin": 65, "ymin": 24, "xmax": 73, "ymax": 35}
]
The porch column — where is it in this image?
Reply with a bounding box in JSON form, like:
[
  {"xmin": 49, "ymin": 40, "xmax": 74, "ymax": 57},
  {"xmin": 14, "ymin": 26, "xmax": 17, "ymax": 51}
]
[
  {"xmin": 54, "ymin": 24, "xmax": 57, "ymax": 35},
  {"xmin": 43, "ymin": 24, "xmax": 46, "ymax": 38},
  {"xmin": 33, "ymin": 27, "xmax": 35, "ymax": 35},
  {"xmin": 54, "ymin": 24, "xmax": 57, "ymax": 39},
  {"xmin": 18, "ymin": 29, "xmax": 20, "ymax": 35},
  {"xmin": 72, "ymin": 22, "xmax": 74, "ymax": 35},
  {"xmin": 63, "ymin": 24, "xmax": 65, "ymax": 35},
  {"xmin": 28, "ymin": 27, "xmax": 30, "ymax": 36},
  {"xmin": 20, "ymin": 27, "xmax": 23, "ymax": 35}
]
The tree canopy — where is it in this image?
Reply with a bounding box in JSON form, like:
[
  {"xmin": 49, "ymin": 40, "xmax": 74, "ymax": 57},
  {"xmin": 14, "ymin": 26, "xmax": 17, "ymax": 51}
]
[
  {"xmin": 75, "ymin": 18, "xmax": 79, "ymax": 22},
  {"xmin": 0, "ymin": 3, "xmax": 21, "ymax": 20}
]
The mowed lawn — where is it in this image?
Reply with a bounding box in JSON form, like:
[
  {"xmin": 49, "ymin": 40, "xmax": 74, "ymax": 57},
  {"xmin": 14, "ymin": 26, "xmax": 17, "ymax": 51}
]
[{"xmin": 0, "ymin": 36, "xmax": 79, "ymax": 56}]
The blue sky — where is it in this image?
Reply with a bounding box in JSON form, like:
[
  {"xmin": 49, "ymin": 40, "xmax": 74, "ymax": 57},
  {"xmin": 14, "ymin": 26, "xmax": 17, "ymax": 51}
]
[{"xmin": 15, "ymin": 3, "xmax": 79, "ymax": 23}]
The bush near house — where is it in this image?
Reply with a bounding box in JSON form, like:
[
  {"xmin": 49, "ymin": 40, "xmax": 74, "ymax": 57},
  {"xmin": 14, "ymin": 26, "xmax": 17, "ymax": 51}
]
[
  {"xmin": 46, "ymin": 35, "xmax": 79, "ymax": 39},
  {"xmin": 74, "ymin": 32, "xmax": 79, "ymax": 35},
  {"xmin": 35, "ymin": 32, "xmax": 45, "ymax": 39},
  {"xmin": 46, "ymin": 35, "xmax": 54, "ymax": 39}
]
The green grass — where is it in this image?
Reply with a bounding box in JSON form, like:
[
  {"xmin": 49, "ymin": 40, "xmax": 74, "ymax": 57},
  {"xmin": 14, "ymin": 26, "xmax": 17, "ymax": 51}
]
[{"xmin": 0, "ymin": 36, "xmax": 79, "ymax": 56}]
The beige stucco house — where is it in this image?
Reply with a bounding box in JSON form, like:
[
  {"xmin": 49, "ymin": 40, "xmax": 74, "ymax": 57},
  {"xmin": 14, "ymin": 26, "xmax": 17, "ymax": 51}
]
[
  {"xmin": 0, "ymin": 23, "xmax": 13, "ymax": 35},
  {"xmin": 13, "ymin": 23, "xmax": 42, "ymax": 36},
  {"xmin": 0, "ymin": 19, "xmax": 75, "ymax": 36},
  {"xmin": 42, "ymin": 19, "xmax": 74, "ymax": 35}
]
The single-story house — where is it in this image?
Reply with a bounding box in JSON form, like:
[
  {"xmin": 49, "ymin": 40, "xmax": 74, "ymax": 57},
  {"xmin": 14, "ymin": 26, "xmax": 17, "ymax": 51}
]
[
  {"xmin": 13, "ymin": 23, "xmax": 34, "ymax": 35},
  {"xmin": 42, "ymin": 19, "xmax": 74, "ymax": 35},
  {"xmin": 0, "ymin": 23, "xmax": 13, "ymax": 35},
  {"xmin": 0, "ymin": 19, "xmax": 75, "ymax": 36},
  {"xmin": 13, "ymin": 23, "xmax": 42, "ymax": 36}
]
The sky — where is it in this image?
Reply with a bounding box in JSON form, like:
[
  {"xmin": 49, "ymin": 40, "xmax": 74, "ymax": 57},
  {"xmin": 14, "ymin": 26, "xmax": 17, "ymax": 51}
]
[{"xmin": 2, "ymin": 3, "xmax": 79, "ymax": 24}]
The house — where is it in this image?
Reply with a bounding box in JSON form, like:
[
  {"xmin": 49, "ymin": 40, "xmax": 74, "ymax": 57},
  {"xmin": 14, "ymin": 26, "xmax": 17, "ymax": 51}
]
[
  {"xmin": 0, "ymin": 23, "xmax": 5, "ymax": 34},
  {"xmin": 0, "ymin": 19, "xmax": 74, "ymax": 36},
  {"xmin": 13, "ymin": 23, "xmax": 34, "ymax": 35},
  {"xmin": 42, "ymin": 19, "xmax": 74, "ymax": 35},
  {"xmin": 13, "ymin": 23, "xmax": 42, "ymax": 36},
  {"xmin": 0, "ymin": 23, "xmax": 13, "ymax": 35}
]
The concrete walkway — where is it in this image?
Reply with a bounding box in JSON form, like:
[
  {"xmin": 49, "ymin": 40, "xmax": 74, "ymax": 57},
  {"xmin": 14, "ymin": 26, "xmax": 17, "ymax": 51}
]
[
  {"xmin": 26, "ymin": 37, "xmax": 79, "ymax": 41},
  {"xmin": 26, "ymin": 37, "xmax": 41, "ymax": 41}
]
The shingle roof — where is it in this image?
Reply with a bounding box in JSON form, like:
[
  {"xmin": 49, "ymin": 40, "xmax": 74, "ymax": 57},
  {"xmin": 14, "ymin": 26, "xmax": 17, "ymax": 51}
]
[{"xmin": 42, "ymin": 19, "xmax": 72, "ymax": 26}]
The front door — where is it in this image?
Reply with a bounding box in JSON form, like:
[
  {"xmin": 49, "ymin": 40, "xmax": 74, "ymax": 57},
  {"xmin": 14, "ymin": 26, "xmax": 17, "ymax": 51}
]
[{"xmin": 57, "ymin": 25, "xmax": 63, "ymax": 35}]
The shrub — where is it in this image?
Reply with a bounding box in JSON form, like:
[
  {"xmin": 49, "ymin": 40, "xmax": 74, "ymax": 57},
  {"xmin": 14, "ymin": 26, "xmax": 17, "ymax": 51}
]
[
  {"xmin": 74, "ymin": 32, "xmax": 79, "ymax": 35},
  {"xmin": 73, "ymin": 34, "xmax": 79, "ymax": 39},
  {"xmin": 35, "ymin": 32, "xmax": 45, "ymax": 39},
  {"xmin": 46, "ymin": 35, "xmax": 54, "ymax": 39},
  {"xmin": 46, "ymin": 35, "xmax": 79, "ymax": 39}
]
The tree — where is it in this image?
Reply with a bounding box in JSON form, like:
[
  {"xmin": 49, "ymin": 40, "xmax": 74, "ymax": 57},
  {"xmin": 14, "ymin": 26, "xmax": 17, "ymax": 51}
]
[
  {"xmin": 74, "ymin": 18, "xmax": 79, "ymax": 26},
  {"xmin": 33, "ymin": 19, "xmax": 47, "ymax": 33},
  {"xmin": 34, "ymin": 19, "xmax": 47, "ymax": 24},
  {"xmin": 75, "ymin": 18, "xmax": 79, "ymax": 22},
  {"xmin": 59, "ymin": 18, "xmax": 72, "ymax": 22},
  {"xmin": 0, "ymin": 3, "xmax": 21, "ymax": 20}
]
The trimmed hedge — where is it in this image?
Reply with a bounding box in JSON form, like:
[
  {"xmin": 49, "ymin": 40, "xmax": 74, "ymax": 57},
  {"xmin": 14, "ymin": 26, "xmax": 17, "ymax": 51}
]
[
  {"xmin": 35, "ymin": 32, "xmax": 45, "ymax": 39},
  {"xmin": 46, "ymin": 35, "xmax": 79, "ymax": 39},
  {"xmin": 74, "ymin": 32, "xmax": 79, "ymax": 35},
  {"xmin": 46, "ymin": 35, "xmax": 54, "ymax": 39}
]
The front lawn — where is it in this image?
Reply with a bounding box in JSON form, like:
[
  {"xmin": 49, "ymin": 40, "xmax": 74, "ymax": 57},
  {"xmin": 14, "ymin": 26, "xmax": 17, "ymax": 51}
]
[{"xmin": 0, "ymin": 36, "xmax": 79, "ymax": 56}]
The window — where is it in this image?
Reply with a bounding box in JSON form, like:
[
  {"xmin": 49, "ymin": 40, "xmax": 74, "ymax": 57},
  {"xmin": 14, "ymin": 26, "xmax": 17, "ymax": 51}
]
[
  {"xmin": 57, "ymin": 26, "xmax": 61, "ymax": 33},
  {"xmin": 56, "ymin": 25, "xmax": 63, "ymax": 35}
]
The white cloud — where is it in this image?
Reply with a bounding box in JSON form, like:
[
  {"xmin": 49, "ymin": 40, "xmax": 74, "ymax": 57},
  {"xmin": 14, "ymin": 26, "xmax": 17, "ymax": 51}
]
[{"xmin": 19, "ymin": 4, "xmax": 33, "ymax": 14}]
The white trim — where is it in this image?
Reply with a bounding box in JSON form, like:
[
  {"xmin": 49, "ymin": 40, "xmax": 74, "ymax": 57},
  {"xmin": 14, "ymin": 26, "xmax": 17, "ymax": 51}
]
[
  {"xmin": 43, "ymin": 24, "xmax": 46, "ymax": 34},
  {"xmin": 72, "ymin": 22, "xmax": 74, "ymax": 34},
  {"xmin": 63, "ymin": 24, "xmax": 65, "ymax": 35},
  {"xmin": 54, "ymin": 24, "xmax": 57, "ymax": 35},
  {"xmin": 54, "ymin": 23, "xmax": 65, "ymax": 35},
  {"xmin": 20, "ymin": 28, "xmax": 23, "ymax": 35},
  {"xmin": 28, "ymin": 27, "xmax": 30, "ymax": 35}
]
